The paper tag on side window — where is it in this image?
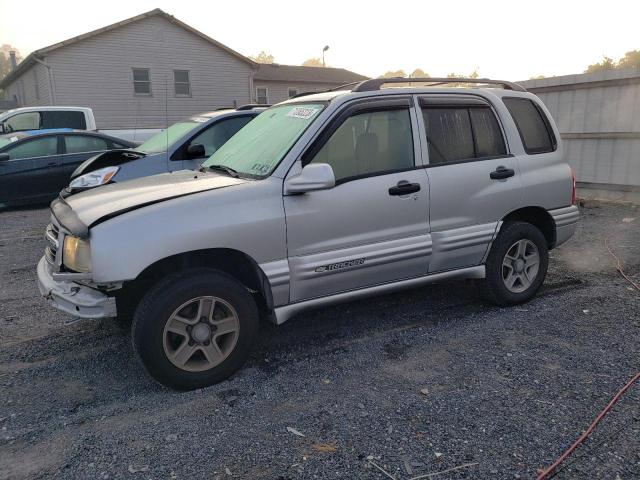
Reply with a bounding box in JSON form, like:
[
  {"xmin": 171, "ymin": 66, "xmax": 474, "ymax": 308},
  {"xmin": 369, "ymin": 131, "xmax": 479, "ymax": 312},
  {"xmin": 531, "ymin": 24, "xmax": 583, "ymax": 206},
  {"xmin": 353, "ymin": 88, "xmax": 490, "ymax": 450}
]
[{"xmin": 287, "ymin": 107, "xmax": 319, "ymax": 119}]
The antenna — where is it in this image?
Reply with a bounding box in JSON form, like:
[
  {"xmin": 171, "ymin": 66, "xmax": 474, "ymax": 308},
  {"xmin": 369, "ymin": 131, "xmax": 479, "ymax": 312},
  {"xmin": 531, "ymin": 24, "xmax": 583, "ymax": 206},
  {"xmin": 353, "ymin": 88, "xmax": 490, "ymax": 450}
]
[{"xmin": 165, "ymin": 74, "xmax": 169, "ymax": 172}]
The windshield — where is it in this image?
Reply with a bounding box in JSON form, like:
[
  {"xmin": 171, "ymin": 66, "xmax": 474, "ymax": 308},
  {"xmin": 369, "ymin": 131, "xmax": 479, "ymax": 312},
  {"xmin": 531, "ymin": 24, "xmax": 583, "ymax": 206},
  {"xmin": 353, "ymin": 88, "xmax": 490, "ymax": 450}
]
[
  {"xmin": 135, "ymin": 118, "xmax": 207, "ymax": 154},
  {"xmin": 202, "ymin": 103, "xmax": 325, "ymax": 177}
]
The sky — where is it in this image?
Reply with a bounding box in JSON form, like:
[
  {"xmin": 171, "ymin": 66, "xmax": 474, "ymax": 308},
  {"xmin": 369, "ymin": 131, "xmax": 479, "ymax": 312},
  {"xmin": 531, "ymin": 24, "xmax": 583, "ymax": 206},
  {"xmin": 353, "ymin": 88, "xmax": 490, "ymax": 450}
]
[{"xmin": 0, "ymin": 0, "xmax": 638, "ymax": 81}]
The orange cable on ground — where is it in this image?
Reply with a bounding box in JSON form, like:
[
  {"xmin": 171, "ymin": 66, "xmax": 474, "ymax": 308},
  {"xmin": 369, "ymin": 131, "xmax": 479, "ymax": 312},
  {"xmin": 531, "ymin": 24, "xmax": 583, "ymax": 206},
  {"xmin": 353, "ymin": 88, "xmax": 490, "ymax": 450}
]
[
  {"xmin": 605, "ymin": 237, "xmax": 640, "ymax": 291},
  {"xmin": 536, "ymin": 372, "xmax": 640, "ymax": 479}
]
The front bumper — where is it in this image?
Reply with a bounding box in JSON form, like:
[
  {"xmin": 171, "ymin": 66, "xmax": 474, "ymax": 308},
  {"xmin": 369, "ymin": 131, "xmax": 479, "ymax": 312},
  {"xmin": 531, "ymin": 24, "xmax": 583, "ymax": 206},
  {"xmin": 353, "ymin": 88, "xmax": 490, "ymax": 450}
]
[{"xmin": 37, "ymin": 257, "xmax": 117, "ymax": 319}]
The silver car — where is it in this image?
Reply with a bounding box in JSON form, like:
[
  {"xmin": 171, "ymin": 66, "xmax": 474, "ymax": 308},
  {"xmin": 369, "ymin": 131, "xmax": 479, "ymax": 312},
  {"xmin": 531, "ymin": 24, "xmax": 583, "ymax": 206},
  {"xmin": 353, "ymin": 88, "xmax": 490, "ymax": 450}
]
[
  {"xmin": 64, "ymin": 105, "xmax": 264, "ymax": 192},
  {"xmin": 37, "ymin": 77, "xmax": 579, "ymax": 390}
]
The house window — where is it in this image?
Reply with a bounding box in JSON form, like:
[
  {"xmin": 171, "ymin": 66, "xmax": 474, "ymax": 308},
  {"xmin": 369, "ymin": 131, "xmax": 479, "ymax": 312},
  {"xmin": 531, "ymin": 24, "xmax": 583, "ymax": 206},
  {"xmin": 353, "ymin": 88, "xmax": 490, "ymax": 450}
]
[
  {"xmin": 256, "ymin": 87, "xmax": 268, "ymax": 104},
  {"xmin": 174, "ymin": 70, "xmax": 191, "ymax": 96},
  {"xmin": 132, "ymin": 68, "xmax": 151, "ymax": 95},
  {"xmin": 288, "ymin": 87, "xmax": 299, "ymax": 98}
]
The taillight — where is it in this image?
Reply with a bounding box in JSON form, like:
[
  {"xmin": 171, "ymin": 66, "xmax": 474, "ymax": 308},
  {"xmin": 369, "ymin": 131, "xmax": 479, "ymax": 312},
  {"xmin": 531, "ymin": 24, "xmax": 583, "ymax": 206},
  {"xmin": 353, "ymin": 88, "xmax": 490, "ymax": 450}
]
[{"xmin": 571, "ymin": 168, "xmax": 577, "ymax": 205}]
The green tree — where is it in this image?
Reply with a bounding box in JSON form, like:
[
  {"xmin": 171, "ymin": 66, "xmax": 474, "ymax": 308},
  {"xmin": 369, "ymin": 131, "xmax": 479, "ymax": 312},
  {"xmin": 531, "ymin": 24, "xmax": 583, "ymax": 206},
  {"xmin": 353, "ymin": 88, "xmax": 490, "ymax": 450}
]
[
  {"xmin": 302, "ymin": 57, "xmax": 323, "ymax": 67},
  {"xmin": 379, "ymin": 70, "xmax": 407, "ymax": 78},
  {"xmin": 585, "ymin": 56, "xmax": 616, "ymax": 73},
  {"xmin": 618, "ymin": 50, "xmax": 640, "ymax": 69},
  {"xmin": 249, "ymin": 51, "xmax": 274, "ymax": 64},
  {"xmin": 410, "ymin": 68, "xmax": 429, "ymax": 78}
]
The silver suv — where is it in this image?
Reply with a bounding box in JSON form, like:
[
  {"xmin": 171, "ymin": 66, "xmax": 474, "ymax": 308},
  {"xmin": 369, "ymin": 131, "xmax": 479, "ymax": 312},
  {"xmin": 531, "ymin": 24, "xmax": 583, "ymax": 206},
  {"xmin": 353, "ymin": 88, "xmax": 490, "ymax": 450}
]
[{"xmin": 37, "ymin": 77, "xmax": 579, "ymax": 390}]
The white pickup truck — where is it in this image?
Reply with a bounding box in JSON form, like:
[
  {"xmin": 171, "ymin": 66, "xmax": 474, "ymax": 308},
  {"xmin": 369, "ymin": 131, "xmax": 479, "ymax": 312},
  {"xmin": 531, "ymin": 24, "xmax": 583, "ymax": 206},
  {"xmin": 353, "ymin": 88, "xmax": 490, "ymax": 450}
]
[{"xmin": 0, "ymin": 106, "xmax": 161, "ymax": 144}]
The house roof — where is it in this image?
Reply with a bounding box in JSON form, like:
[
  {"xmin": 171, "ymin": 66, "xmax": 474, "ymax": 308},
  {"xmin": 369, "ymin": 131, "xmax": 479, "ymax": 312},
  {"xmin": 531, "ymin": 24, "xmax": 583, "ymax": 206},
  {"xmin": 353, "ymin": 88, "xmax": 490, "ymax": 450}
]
[
  {"xmin": 0, "ymin": 8, "xmax": 256, "ymax": 89},
  {"xmin": 255, "ymin": 63, "xmax": 368, "ymax": 84}
]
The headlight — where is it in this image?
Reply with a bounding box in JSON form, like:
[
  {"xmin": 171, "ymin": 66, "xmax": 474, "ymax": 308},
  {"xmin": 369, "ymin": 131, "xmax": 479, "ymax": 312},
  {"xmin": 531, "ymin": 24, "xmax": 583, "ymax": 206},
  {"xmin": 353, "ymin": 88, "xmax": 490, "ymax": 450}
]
[
  {"xmin": 69, "ymin": 166, "xmax": 119, "ymax": 189},
  {"xmin": 63, "ymin": 236, "xmax": 92, "ymax": 272}
]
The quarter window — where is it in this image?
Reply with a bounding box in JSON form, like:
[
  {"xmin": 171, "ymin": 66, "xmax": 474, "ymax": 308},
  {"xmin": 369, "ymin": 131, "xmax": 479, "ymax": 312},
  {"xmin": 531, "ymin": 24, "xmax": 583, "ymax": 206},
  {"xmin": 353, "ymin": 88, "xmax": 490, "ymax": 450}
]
[
  {"xmin": 503, "ymin": 97, "xmax": 556, "ymax": 154},
  {"xmin": 311, "ymin": 108, "xmax": 415, "ymax": 182},
  {"xmin": 256, "ymin": 87, "xmax": 268, "ymax": 104},
  {"xmin": 133, "ymin": 68, "xmax": 151, "ymax": 95},
  {"xmin": 422, "ymin": 106, "xmax": 506, "ymax": 164},
  {"xmin": 6, "ymin": 136, "xmax": 58, "ymax": 160},
  {"xmin": 174, "ymin": 70, "xmax": 191, "ymax": 96},
  {"xmin": 64, "ymin": 135, "xmax": 108, "ymax": 154}
]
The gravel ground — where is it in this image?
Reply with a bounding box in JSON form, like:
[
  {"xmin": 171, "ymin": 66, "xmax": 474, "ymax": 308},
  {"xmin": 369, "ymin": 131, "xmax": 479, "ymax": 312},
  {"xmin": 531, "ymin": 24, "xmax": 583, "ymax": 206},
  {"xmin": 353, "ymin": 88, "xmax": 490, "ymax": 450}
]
[{"xmin": 0, "ymin": 202, "xmax": 638, "ymax": 480}]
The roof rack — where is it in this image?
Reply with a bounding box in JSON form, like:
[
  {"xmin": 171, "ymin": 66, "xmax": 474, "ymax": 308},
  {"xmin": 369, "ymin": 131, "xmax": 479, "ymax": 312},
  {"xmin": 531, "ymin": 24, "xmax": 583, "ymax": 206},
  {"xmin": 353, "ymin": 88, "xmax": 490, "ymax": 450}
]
[
  {"xmin": 289, "ymin": 91, "xmax": 318, "ymax": 99},
  {"xmin": 236, "ymin": 103, "xmax": 271, "ymax": 110},
  {"xmin": 352, "ymin": 77, "xmax": 527, "ymax": 92}
]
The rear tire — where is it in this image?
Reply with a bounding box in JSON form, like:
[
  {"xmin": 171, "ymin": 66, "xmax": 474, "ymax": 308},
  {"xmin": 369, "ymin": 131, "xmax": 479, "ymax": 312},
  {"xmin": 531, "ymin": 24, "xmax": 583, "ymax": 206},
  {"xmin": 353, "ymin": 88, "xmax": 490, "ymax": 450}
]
[
  {"xmin": 132, "ymin": 270, "xmax": 259, "ymax": 390},
  {"xmin": 481, "ymin": 221, "xmax": 549, "ymax": 306}
]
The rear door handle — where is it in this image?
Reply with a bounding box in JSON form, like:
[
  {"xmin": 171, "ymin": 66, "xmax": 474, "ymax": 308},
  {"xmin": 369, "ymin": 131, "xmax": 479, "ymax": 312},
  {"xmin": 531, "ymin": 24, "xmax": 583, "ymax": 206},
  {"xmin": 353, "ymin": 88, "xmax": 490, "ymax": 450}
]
[
  {"xmin": 490, "ymin": 166, "xmax": 515, "ymax": 180},
  {"xmin": 388, "ymin": 180, "xmax": 421, "ymax": 196},
  {"xmin": 46, "ymin": 162, "xmax": 57, "ymax": 167}
]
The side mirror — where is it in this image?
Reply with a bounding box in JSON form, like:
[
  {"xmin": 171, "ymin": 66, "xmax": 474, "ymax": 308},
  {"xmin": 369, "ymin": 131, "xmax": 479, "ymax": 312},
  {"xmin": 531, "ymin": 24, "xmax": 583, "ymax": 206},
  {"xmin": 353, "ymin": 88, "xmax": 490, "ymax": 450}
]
[
  {"xmin": 187, "ymin": 143, "xmax": 205, "ymax": 159},
  {"xmin": 285, "ymin": 163, "xmax": 335, "ymax": 194},
  {"xmin": 0, "ymin": 153, "xmax": 9, "ymax": 162}
]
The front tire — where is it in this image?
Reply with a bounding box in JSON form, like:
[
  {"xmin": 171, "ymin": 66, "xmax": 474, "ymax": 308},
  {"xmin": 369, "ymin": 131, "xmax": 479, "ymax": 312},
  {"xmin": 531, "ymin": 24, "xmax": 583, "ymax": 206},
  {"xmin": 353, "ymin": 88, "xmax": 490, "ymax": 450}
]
[
  {"xmin": 482, "ymin": 221, "xmax": 549, "ymax": 306},
  {"xmin": 132, "ymin": 270, "xmax": 259, "ymax": 390}
]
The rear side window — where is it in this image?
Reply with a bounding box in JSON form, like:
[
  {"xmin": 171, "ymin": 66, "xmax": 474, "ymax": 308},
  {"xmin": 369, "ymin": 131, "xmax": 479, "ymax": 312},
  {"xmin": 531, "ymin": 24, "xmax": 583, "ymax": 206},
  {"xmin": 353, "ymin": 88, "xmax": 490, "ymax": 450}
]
[
  {"xmin": 422, "ymin": 106, "xmax": 506, "ymax": 164},
  {"xmin": 42, "ymin": 111, "xmax": 87, "ymax": 130},
  {"xmin": 64, "ymin": 135, "xmax": 108, "ymax": 153},
  {"xmin": 310, "ymin": 108, "xmax": 415, "ymax": 182},
  {"xmin": 503, "ymin": 97, "xmax": 556, "ymax": 154}
]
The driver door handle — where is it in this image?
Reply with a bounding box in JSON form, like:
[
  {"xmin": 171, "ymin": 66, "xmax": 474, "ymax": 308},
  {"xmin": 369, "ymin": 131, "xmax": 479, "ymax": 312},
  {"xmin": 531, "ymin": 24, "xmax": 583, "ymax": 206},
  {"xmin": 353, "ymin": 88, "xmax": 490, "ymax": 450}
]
[
  {"xmin": 389, "ymin": 180, "xmax": 421, "ymax": 196},
  {"xmin": 490, "ymin": 166, "xmax": 515, "ymax": 180}
]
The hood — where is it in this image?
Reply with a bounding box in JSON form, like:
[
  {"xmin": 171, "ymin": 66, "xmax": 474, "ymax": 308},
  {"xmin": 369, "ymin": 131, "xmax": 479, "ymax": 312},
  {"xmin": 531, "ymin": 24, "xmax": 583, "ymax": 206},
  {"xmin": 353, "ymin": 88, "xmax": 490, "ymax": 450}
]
[
  {"xmin": 59, "ymin": 170, "xmax": 246, "ymax": 231},
  {"xmin": 71, "ymin": 149, "xmax": 148, "ymax": 179}
]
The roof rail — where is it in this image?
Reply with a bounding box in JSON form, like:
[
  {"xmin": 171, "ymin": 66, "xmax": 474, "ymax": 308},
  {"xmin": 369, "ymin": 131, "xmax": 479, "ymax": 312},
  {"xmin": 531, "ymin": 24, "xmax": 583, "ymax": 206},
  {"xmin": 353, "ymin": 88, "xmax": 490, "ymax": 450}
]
[
  {"xmin": 352, "ymin": 77, "xmax": 527, "ymax": 92},
  {"xmin": 289, "ymin": 91, "xmax": 318, "ymax": 99},
  {"xmin": 236, "ymin": 103, "xmax": 271, "ymax": 110}
]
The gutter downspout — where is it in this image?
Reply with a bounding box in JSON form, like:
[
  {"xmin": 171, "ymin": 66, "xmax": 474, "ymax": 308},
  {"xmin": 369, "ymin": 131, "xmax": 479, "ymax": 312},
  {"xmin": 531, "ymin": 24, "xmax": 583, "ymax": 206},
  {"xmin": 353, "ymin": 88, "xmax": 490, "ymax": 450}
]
[{"xmin": 33, "ymin": 56, "xmax": 56, "ymax": 105}]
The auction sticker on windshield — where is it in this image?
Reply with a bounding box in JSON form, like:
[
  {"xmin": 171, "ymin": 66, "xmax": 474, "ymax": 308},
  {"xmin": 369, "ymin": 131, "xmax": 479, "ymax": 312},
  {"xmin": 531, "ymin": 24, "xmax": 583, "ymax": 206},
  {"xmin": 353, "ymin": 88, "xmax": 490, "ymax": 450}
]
[{"xmin": 287, "ymin": 106, "xmax": 319, "ymax": 119}]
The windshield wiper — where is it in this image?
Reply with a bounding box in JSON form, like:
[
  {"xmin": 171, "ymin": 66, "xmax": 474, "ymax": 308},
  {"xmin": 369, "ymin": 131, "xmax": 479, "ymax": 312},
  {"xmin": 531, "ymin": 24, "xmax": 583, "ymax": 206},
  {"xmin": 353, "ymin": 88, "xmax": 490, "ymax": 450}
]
[{"xmin": 205, "ymin": 164, "xmax": 239, "ymax": 178}]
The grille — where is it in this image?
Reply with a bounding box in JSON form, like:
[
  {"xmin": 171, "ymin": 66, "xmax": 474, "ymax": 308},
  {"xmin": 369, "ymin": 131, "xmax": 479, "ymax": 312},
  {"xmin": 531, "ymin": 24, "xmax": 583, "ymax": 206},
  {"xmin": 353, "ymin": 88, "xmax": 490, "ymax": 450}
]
[{"xmin": 44, "ymin": 222, "xmax": 60, "ymax": 267}]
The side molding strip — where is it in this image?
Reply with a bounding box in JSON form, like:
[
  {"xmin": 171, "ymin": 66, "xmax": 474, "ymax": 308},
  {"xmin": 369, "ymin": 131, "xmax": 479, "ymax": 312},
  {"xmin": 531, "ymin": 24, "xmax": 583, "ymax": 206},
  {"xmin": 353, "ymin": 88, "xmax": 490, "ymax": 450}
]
[{"xmin": 273, "ymin": 265, "xmax": 485, "ymax": 324}]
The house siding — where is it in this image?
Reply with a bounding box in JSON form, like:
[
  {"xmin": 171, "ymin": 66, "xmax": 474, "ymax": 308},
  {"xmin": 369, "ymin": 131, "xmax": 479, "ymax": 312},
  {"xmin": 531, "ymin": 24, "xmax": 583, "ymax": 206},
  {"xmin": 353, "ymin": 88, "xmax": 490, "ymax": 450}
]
[
  {"xmin": 253, "ymin": 80, "xmax": 342, "ymax": 105},
  {"xmin": 4, "ymin": 63, "xmax": 51, "ymax": 106},
  {"xmin": 41, "ymin": 15, "xmax": 253, "ymax": 128}
]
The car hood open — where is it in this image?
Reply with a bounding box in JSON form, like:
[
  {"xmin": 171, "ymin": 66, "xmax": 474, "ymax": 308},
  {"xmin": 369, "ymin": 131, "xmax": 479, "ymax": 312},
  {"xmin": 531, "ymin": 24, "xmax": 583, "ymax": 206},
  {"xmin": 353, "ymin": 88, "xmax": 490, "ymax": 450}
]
[{"xmin": 56, "ymin": 170, "xmax": 246, "ymax": 235}]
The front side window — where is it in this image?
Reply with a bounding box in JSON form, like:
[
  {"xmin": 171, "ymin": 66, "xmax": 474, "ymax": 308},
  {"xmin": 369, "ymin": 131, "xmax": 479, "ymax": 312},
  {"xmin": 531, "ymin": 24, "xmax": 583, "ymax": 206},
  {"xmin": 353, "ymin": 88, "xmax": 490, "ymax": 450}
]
[
  {"xmin": 174, "ymin": 70, "xmax": 191, "ymax": 96},
  {"xmin": 256, "ymin": 87, "xmax": 268, "ymax": 104},
  {"xmin": 311, "ymin": 108, "xmax": 415, "ymax": 182},
  {"xmin": 6, "ymin": 136, "xmax": 57, "ymax": 160},
  {"xmin": 64, "ymin": 135, "xmax": 108, "ymax": 154},
  {"xmin": 136, "ymin": 119, "xmax": 204, "ymax": 154},
  {"xmin": 202, "ymin": 103, "xmax": 325, "ymax": 178},
  {"xmin": 42, "ymin": 111, "xmax": 87, "ymax": 130},
  {"xmin": 133, "ymin": 68, "xmax": 151, "ymax": 95},
  {"xmin": 4, "ymin": 112, "xmax": 41, "ymax": 132},
  {"xmin": 503, "ymin": 97, "xmax": 555, "ymax": 154},
  {"xmin": 422, "ymin": 106, "xmax": 506, "ymax": 164},
  {"xmin": 189, "ymin": 116, "xmax": 253, "ymax": 157}
]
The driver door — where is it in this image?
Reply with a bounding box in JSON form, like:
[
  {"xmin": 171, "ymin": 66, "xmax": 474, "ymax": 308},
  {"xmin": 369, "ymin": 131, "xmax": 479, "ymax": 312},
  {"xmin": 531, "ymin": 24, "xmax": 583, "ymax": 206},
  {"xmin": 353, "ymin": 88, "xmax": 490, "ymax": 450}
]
[{"xmin": 283, "ymin": 98, "xmax": 431, "ymax": 302}]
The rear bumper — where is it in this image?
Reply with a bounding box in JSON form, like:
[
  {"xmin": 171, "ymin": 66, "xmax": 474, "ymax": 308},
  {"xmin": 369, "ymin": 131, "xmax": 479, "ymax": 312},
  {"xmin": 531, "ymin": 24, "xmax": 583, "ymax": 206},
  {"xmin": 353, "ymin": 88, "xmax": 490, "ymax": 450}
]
[
  {"xmin": 549, "ymin": 205, "xmax": 579, "ymax": 248},
  {"xmin": 37, "ymin": 257, "xmax": 117, "ymax": 319}
]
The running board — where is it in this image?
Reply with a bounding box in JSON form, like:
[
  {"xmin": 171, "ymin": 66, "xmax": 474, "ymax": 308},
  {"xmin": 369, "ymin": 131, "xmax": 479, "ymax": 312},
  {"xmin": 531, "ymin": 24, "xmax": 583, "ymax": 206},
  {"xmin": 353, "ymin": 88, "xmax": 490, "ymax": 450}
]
[{"xmin": 273, "ymin": 265, "xmax": 485, "ymax": 324}]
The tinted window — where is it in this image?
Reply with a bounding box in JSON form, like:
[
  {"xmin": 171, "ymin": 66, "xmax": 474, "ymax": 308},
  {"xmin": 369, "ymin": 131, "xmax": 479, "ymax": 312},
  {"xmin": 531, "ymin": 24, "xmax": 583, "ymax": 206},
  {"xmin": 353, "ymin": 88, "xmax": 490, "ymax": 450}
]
[
  {"xmin": 6, "ymin": 136, "xmax": 58, "ymax": 159},
  {"xmin": 311, "ymin": 109, "xmax": 414, "ymax": 182},
  {"xmin": 470, "ymin": 107, "xmax": 507, "ymax": 158},
  {"xmin": 133, "ymin": 68, "xmax": 151, "ymax": 95},
  {"xmin": 5, "ymin": 112, "xmax": 40, "ymax": 132},
  {"xmin": 42, "ymin": 111, "xmax": 87, "ymax": 129},
  {"xmin": 422, "ymin": 108, "xmax": 474, "ymax": 164},
  {"xmin": 190, "ymin": 116, "xmax": 253, "ymax": 157},
  {"xmin": 64, "ymin": 135, "xmax": 108, "ymax": 154},
  {"xmin": 503, "ymin": 97, "xmax": 555, "ymax": 154},
  {"xmin": 422, "ymin": 106, "xmax": 506, "ymax": 164}
]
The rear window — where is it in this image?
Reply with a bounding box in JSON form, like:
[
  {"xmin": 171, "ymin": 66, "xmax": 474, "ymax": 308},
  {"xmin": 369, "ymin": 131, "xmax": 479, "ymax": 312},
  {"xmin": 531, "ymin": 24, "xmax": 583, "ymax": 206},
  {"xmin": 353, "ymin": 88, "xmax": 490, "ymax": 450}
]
[
  {"xmin": 41, "ymin": 111, "xmax": 87, "ymax": 130},
  {"xmin": 422, "ymin": 106, "xmax": 506, "ymax": 164},
  {"xmin": 503, "ymin": 97, "xmax": 556, "ymax": 154}
]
